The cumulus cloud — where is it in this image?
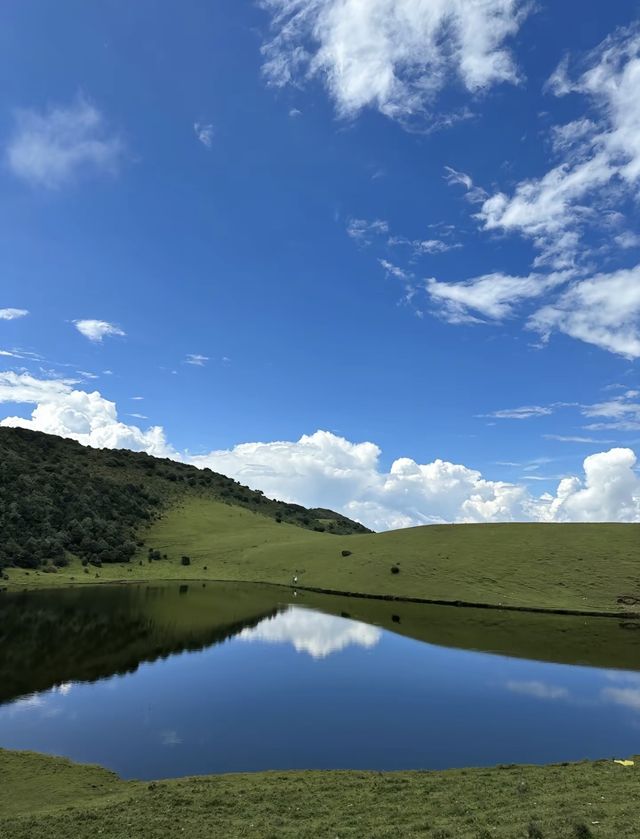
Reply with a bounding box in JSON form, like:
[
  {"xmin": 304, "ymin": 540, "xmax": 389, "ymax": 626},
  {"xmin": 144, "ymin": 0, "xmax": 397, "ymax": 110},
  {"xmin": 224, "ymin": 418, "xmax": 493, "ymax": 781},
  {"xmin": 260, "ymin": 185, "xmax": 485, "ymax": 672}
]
[
  {"xmin": 189, "ymin": 429, "xmax": 640, "ymax": 528},
  {"xmin": 529, "ymin": 266, "xmax": 640, "ymax": 359},
  {"xmin": 6, "ymin": 98, "xmax": 124, "ymax": 188},
  {"xmin": 1, "ymin": 374, "xmax": 638, "ymax": 528},
  {"xmin": 239, "ymin": 607, "xmax": 381, "ymax": 658},
  {"xmin": 261, "ymin": 0, "xmax": 528, "ymax": 122},
  {"xmin": 0, "ymin": 371, "xmax": 172, "ymax": 456},
  {"xmin": 74, "ymin": 319, "xmax": 126, "ymax": 343},
  {"xmin": 0, "ymin": 308, "xmax": 29, "ymax": 320},
  {"xmin": 534, "ymin": 448, "xmax": 640, "ymax": 523}
]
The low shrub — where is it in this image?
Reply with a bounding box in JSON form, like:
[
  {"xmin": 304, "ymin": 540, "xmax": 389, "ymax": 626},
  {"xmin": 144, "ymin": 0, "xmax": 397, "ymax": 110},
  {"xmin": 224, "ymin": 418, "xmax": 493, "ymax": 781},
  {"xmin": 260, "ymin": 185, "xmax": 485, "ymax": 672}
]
[{"xmin": 181, "ymin": 556, "xmax": 191, "ymax": 566}]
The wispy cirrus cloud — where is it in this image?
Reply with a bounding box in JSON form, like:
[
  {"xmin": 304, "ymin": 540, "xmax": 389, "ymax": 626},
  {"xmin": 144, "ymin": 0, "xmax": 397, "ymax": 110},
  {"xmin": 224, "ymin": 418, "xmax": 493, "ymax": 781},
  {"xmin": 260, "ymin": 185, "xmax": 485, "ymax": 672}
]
[
  {"xmin": 185, "ymin": 353, "xmax": 209, "ymax": 366},
  {"xmin": 346, "ymin": 218, "xmax": 389, "ymax": 245},
  {"xmin": 194, "ymin": 121, "xmax": 214, "ymax": 148},
  {"xmin": 480, "ymin": 405, "xmax": 554, "ymax": 420},
  {"xmin": 6, "ymin": 98, "xmax": 124, "ymax": 189},
  {"xmin": 477, "ymin": 24, "xmax": 640, "ymax": 270},
  {"xmin": 427, "ymin": 270, "xmax": 571, "ymax": 324}
]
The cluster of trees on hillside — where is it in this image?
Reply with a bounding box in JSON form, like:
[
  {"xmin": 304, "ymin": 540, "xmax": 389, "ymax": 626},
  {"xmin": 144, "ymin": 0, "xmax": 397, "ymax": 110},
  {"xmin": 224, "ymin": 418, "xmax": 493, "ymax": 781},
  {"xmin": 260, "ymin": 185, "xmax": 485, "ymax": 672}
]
[{"xmin": 0, "ymin": 427, "xmax": 369, "ymax": 570}]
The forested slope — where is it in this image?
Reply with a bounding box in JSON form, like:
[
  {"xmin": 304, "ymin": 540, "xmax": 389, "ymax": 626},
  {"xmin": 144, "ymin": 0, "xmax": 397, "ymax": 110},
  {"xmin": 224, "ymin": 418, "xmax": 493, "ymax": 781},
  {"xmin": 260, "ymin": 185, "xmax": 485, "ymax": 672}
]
[{"xmin": 0, "ymin": 427, "xmax": 369, "ymax": 570}]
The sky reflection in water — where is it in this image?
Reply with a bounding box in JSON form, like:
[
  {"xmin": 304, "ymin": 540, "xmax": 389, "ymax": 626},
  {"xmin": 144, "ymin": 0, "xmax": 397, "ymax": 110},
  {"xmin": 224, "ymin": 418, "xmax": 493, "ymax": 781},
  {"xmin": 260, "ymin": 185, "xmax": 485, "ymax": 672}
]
[{"xmin": 2, "ymin": 601, "xmax": 640, "ymax": 779}]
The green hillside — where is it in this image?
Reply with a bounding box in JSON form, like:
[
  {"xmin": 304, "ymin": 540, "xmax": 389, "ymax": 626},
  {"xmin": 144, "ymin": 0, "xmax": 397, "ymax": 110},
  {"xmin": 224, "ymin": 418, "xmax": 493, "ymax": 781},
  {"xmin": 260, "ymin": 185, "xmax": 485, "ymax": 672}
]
[
  {"xmin": 2, "ymin": 429, "xmax": 639, "ymax": 618},
  {"xmin": 0, "ymin": 427, "xmax": 368, "ymax": 571},
  {"xmin": 5, "ymin": 490, "xmax": 639, "ymax": 617}
]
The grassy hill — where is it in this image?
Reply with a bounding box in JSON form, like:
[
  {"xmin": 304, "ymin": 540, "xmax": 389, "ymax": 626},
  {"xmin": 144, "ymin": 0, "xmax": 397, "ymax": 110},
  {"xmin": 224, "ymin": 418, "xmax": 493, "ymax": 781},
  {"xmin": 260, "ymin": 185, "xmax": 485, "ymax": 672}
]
[
  {"xmin": 0, "ymin": 427, "xmax": 368, "ymax": 571},
  {"xmin": 2, "ymin": 748, "xmax": 638, "ymax": 839},
  {"xmin": 2, "ymin": 428, "xmax": 639, "ymax": 617}
]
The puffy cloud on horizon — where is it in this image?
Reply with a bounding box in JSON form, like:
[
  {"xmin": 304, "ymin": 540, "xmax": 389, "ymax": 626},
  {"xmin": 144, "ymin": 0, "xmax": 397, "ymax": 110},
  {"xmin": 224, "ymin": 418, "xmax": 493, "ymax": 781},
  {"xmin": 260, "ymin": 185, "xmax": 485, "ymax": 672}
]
[
  {"xmin": 189, "ymin": 429, "xmax": 640, "ymax": 528},
  {"xmin": 535, "ymin": 447, "xmax": 640, "ymax": 523},
  {"xmin": 74, "ymin": 319, "xmax": 126, "ymax": 343},
  {"xmin": 261, "ymin": 0, "xmax": 529, "ymax": 123},
  {"xmin": 0, "ymin": 372, "xmax": 172, "ymax": 457},
  {"xmin": 1, "ymin": 372, "xmax": 638, "ymax": 528},
  {"xmin": 6, "ymin": 98, "xmax": 124, "ymax": 189}
]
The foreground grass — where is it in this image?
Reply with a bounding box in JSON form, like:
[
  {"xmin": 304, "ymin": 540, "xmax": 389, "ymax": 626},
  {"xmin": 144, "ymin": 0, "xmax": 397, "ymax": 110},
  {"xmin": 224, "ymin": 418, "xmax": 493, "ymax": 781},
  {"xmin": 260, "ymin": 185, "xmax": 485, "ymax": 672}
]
[
  {"xmin": 1, "ymin": 749, "xmax": 638, "ymax": 838},
  {"xmin": 6, "ymin": 497, "xmax": 639, "ymax": 617}
]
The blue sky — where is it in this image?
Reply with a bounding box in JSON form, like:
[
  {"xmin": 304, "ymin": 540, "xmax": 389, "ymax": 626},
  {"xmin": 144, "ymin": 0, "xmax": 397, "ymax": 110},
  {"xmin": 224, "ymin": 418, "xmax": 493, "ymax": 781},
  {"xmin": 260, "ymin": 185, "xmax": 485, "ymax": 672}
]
[{"xmin": 1, "ymin": 0, "xmax": 639, "ymax": 528}]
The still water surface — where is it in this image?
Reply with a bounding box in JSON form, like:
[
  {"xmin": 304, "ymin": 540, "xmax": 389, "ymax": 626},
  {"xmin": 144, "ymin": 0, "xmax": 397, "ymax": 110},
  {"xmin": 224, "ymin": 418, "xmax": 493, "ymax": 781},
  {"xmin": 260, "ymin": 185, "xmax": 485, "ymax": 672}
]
[{"xmin": 1, "ymin": 582, "xmax": 639, "ymax": 779}]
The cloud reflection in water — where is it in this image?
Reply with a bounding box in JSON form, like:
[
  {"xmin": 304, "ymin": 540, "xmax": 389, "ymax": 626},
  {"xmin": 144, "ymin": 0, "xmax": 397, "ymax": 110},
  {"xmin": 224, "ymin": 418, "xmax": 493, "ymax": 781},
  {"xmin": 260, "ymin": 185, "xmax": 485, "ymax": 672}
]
[{"xmin": 238, "ymin": 607, "xmax": 381, "ymax": 659}]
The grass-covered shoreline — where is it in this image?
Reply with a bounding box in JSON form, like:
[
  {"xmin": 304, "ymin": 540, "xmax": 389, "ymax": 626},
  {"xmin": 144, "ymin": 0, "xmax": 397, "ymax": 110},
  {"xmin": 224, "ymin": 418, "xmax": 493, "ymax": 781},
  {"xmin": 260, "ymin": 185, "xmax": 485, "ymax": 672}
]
[
  {"xmin": 1, "ymin": 748, "xmax": 638, "ymax": 838},
  {"xmin": 4, "ymin": 495, "xmax": 639, "ymax": 619}
]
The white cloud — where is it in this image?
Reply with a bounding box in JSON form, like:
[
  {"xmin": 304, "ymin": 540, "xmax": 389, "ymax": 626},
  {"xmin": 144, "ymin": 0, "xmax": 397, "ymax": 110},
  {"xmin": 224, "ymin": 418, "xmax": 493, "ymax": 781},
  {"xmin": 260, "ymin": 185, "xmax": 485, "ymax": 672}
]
[
  {"xmin": 481, "ymin": 406, "xmax": 553, "ymax": 420},
  {"xmin": 427, "ymin": 270, "xmax": 570, "ymax": 323},
  {"xmin": 544, "ymin": 435, "xmax": 616, "ymax": 444},
  {"xmin": 261, "ymin": 0, "xmax": 529, "ymax": 123},
  {"xmin": 615, "ymin": 231, "xmax": 640, "ymax": 249},
  {"xmin": 0, "ymin": 308, "xmax": 29, "ymax": 320},
  {"xmin": 0, "ymin": 371, "xmax": 172, "ymax": 457},
  {"xmin": 444, "ymin": 165, "xmax": 473, "ymax": 191},
  {"xmin": 580, "ymin": 391, "xmax": 640, "ymax": 432},
  {"xmin": 534, "ymin": 448, "xmax": 640, "ymax": 523},
  {"xmin": 1, "ymin": 373, "xmax": 639, "ymax": 528},
  {"xmin": 185, "ymin": 354, "xmax": 209, "ymax": 366},
  {"xmin": 74, "ymin": 319, "xmax": 126, "ymax": 343},
  {"xmin": 239, "ymin": 607, "xmax": 381, "ymax": 658},
  {"xmin": 530, "ymin": 265, "xmax": 640, "ymax": 359},
  {"xmin": 389, "ymin": 235, "xmax": 460, "ymax": 255},
  {"xmin": 346, "ymin": 218, "xmax": 389, "ymax": 245},
  {"xmin": 443, "ymin": 165, "xmax": 488, "ymax": 202},
  {"xmin": 477, "ymin": 24, "xmax": 640, "ymax": 268},
  {"xmin": 194, "ymin": 122, "xmax": 214, "ymax": 148},
  {"xmin": 379, "ymin": 259, "xmax": 411, "ymax": 281},
  {"xmin": 6, "ymin": 98, "xmax": 123, "ymax": 188},
  {"xmin": 190, "ymin": 429, "xmax": 640, "ymax": 528}
]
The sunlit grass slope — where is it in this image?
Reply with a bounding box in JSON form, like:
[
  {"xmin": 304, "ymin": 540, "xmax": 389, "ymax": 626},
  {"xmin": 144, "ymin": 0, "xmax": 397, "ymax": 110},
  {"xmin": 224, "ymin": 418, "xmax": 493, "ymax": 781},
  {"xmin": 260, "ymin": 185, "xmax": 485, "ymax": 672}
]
[
  {"xmin": 2, "ymin": 749, "xmax": 639, "ymax": 839},
  {"xmin": 7, "ymin": 495, "xmax": 639, "ymax": 616}
]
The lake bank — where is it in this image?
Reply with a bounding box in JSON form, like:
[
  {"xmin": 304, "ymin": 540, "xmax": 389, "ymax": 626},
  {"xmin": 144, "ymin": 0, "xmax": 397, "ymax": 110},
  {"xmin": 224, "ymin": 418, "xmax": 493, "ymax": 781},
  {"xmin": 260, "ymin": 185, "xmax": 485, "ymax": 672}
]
[{"xmin": 1, "ymin": 748, "xmax": 637, "ymax": 838}]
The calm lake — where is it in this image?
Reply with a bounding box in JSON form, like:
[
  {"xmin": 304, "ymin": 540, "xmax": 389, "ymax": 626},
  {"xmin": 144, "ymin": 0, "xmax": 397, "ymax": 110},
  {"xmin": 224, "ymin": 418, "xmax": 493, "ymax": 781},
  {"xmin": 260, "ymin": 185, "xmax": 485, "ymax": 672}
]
[{"xmin": 1, "ymin": 582, "xmax": 639, "ymax": 779}]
